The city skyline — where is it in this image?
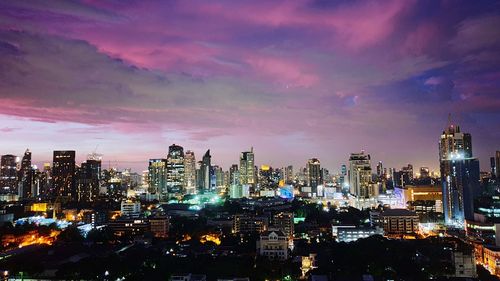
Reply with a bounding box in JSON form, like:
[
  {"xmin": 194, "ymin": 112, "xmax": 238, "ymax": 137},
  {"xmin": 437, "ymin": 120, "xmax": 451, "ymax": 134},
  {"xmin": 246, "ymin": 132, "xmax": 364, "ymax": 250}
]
[{"xmin": 1, "ymin": 1, "xmax": 500, "ymax": 172}]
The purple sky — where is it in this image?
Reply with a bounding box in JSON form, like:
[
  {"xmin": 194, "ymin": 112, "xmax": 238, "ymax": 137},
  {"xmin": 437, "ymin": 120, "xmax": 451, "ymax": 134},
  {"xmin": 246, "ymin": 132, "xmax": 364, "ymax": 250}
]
[{"xmin": 0, "ymin": 0, "xmax": 499, "ymax": 173}]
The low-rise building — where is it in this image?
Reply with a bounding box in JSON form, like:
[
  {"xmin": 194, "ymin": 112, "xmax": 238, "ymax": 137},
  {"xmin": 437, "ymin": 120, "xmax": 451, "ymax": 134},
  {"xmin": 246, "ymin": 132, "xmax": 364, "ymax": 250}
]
[
  {"xmin": 121, "ymin": 200, "xmax": 141, "ymax": 218},
  {"xmin": 337, "ymin": 226, "xmax": 383, "ymax": 242},
  {"xmin": 233, "ymin": 214, "xmax": 268, "ymax": 234},
  {"xmin": 149, "ymin": 216, "xmax": 169, "ymax": 238},
  {"xmin": 380, "ymin": 209, "xmax": 419, "ymax": 237},
  {"xmin": 256, "ymin": 229, "xmax": 288, "ymax": 260}
]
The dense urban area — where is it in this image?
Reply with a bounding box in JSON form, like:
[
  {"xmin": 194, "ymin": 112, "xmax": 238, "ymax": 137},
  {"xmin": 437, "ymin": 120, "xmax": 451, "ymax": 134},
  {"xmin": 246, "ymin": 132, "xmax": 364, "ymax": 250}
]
[{"xmin": 0, "ymin": 121, "xmax": 499, "ymax": 281}]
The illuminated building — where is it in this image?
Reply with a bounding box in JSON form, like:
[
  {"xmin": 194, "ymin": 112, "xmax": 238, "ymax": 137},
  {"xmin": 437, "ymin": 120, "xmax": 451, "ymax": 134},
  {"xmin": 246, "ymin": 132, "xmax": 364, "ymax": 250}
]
[
  {"xmin": 233, "ymin": 214, "xmax": 268, "ymax": 233},
  {"xmin": 198, "ymin": 150, "xmax": 211, "ymax": 191},
  {"xmin": 380, "ymin": 209, "xmax": 419, "ymax": 237},
  {"xmin": 107, "ymin": 218, "xmax": 149, "ymax": 236},
  {"xmin": 149, "ymin": 216, "xmax": 169, "ymax": 238},
  {"xmin": 272, "ymin": 212, "xmax": 294, "ymax": 241},
  {"xmin": 420, "ymin": 167, "xmax": 430, "ymax": 179},
  {"xmin": 335, "ymin": 226, "xmax": 382, "ymax": 242},
  {"xmin": 18, "ymin": 149, "xmax": 34, "ymax": 199},
  {"xmin": 282, "ymin": 165, "xmax": 293, "ymax": 184},
  {"xmin": 76, "ymin": 158, "xmax": 101, "ymax": 202},
  {"xmin": 399, "ymin": 184, "xmax": 443, "ymax": 217},
  {"xmin": 166, "ymin": 144, "xmax": 185, "ymax": 195},
  {"xmin": 0, "ymin": 154, "xmax": 17, "ymax": 194},
  {"xmin": 148, "ymin": 159, "xmax": 167, "ymax": 196},
  {"xmin": 439, "ymin": 121, "xmax": 480, "ymax": 225},
  {"xmin": 307, "ymin": 158, "xmax": 322, "ymax": 196},
  {"xmin": 496, "ymin": 151, "xmax": 500, "ymax": 179},
  {"xmin": 476, "ymin": 244, "xmax": 500, "ymax": 277},
  {"xmin": 229, "ymin": 164, "xmax": 239, "ymax": 185},
  {"xmin": 52, "ymin": 150, "xmax": 76, "ymax": 201},
  {"xmin": 376, "ymin": 161, "xmax": 383, "ymax": 177},
  {"xmin": 120, "ymin": 200, "xmax": 141, "ymax": 218},
  {"xmin": 184, "ymin": 150, "xmax": 196, "ymax": 192},
  {"xmin": 348, "ymin": 152, "xmax": 372, "ymax": 198},
  {"xmin": 239, "ymin": 148, "xmax": 255, "ymax": 187},
  {"xmin": 212, "ymin": 165, "xmax": 225, "ymax": 193},
  {"xmin": 256, "ymin": 229, "xmax": 288, "ymax": 260},
  {"xmin": 394, "ymin": 164, "xmax": 414, "ymax": 187}
]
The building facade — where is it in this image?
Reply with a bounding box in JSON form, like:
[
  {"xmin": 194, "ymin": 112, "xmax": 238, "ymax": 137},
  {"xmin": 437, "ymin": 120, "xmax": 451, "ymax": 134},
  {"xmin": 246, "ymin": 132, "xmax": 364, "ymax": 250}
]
[{"xmin": 439, "ymin": 122, "xmax": 480, "ymax": 225}]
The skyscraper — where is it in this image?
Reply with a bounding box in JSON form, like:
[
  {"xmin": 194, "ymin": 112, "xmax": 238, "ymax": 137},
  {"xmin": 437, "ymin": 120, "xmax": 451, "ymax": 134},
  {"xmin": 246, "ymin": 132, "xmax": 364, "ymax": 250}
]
[
  {"xmin": 376, "ymin": 161, "xmax": 383, "ymax": 178},
  {"xmin": 52, "ymin": 150, "xmax": 76, "ymax": 200},
  {"xmin": 18, "ymin": 149, "xmax": 33, "ymax": 199},
  {"xmin": 348, "ymin": 152, "xmax": 372, "ymax": 198},
  {"xmin": 184, "ymin": 150, "xmax": 196, "ymax": 191},
  {"xmin": 166, "ymin": 144, "xmax": 185, "ymax": 195},
  {"xmin": 0, "ymin": 154, "xmax": 17, "ymax": 193},
  {"xmin": 306, "ymin": 158, "xmax": 322, "ymax": 196},
  {"xmin": 439, "ymin": 122, "xmax": 480, "ymax": 225},
  {"xmin": 199, "ymin": 150, "xmax": 211, "ymax": 191},
  {"xmin": 229, "ymin": 164, "xmax": 239, "ymax": 185},
  {"xmin": 496, "ymin": 151, "xmax": 500, "ymax": 179},
  {"xmin": 491, "ymin": 157, "xmax": 497, "ymax": 179},
  {"xmin": 239, "ymin": 148, "xmax": 255, "ymax": 187},
  {"xmin": 148, "ymin": 159, "xmax": 167, "ymax": 196},
  {"xmin": 76, "ymin": 158, "xmax": 101, "ymax": 202},
  {"xmin": 284, "ymin": 165, "xmax": 293, "ymax": 184}
]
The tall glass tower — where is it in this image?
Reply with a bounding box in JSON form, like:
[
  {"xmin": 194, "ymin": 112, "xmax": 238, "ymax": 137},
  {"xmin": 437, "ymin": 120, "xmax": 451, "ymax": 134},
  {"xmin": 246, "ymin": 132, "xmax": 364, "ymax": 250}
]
[{"xmin": 439, "ymin": 122, "xmax": 480, "ymax": 225}]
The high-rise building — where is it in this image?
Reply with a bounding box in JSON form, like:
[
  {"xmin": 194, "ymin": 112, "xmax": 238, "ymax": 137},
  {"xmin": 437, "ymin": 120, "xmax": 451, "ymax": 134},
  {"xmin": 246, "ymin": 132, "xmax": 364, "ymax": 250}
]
[
  {"xmin": 496, "ymin": 151, "xmax": 500, "ymax": 179},
  {"xmin": 184, "ymin": 150, "xmax": 196, "ymax": 190},
  {"xmin": 213, "ymin": 165, "xmax": 225, "ymax": 192},
  {"xmin": 52, "ymin": 150, "xmax": 76, "ymax": 200},
  {"xmin": 491, "ymin": 157, "xmax": 497, "ymax": 179},
  {"xmin": 166, "ymin": 144, "xmax": 185, "ymax": 194},
  {"xmin": 0, "ymin": 154, "xmax": 17, "ymax": 194},
  {"xmin": 18, "ymin": 149, "xmax": 33, "ymax": 198},
  {"xmin": 284, "ymin": 165, "xmax": 293, "ymax": 184},
  {"xmin": 376, "ymin": 161, "xmax": 383, "ymax": 177},
  {"xmin": 239, "ymin": 148, "xmax": 255, "ymax": 187},
  {"xmin": 148, "ymin": 159, "xmax": 167, "ymax": 195},
  {"xmin": 199, "ymin": 150, "xmax": 211, "ymax": 191},
  {"xmin": 229, "ymin": 164, "xmax": 239, "ymax": 185},
  {"xmin": 439, "ymin": 122, "xmax": 480, "ymax": 225},
  {"xmin": 348, "ymin": 152, "xmax": 372, "ymax": 198},
  {"xmin": 307, "ymin": 158, "xmax": 322, "ymax": 196},
  {"xmin": 76, "ymin": 158, "xmax": 101, "ymax": 202}
]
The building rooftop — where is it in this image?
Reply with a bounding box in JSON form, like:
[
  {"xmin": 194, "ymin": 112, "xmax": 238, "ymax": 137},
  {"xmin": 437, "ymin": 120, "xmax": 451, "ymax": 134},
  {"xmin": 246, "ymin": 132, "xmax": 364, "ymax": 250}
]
[{"xmin": 380, "ymin": 209, "xmax": 418, "ymax": 217}]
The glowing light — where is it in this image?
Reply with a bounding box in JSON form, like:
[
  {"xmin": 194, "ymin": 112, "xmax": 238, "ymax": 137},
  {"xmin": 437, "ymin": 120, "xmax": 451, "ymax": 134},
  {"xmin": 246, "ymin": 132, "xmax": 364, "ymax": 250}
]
[{"xmin": 200, "ymin": 233, "xmax": 221, "ymax": 245}]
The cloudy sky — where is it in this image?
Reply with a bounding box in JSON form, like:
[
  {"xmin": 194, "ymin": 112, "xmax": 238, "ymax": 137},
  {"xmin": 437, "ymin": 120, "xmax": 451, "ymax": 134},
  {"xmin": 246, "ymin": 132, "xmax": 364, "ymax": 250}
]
[{"xmin": 0, "ymin": 0, "xmax": 499, "ymax": 172}]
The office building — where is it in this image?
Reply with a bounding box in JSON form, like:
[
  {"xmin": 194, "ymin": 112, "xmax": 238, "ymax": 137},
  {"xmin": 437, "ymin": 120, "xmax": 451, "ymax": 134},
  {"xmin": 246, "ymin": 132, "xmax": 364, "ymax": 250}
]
[
  {"xmin": 199, "ymin": 150, "xmax": 211, "ymax": 191},
  {"xmin": 120, "ymin": 200, "xmax": 141, "ymax": 218},
  {"xmin": 233, "ymin": 214, "xmax": 268, "ymax": 233},
  {"xmin": 166, "ymin": 144, "xmax": 185, "ymax": 194},
  {"xmin": 148, "ymin": 159, "xmax": 167, "ymax": 195},
  {"xmin": 272, "ymin": 212, "xmax": 294, "ymax": 241},
  {"xmin": 0, "ymin": 154, "xmax": 17, "ymax": 193},
  {"xmin": 336, "ymin": 226, "xmax": 383, "ymax": 242},
  {"xmin": 348, "ymin": 152, "xmax": 372, "ymax": 198},
  {"xmin": 18, "ymin": 149, "xmax": 33, "ymax": 198},
  {"xmin": 307, "ymin": 158, "xmax": 322, "ymax": 196},
  {"xmin": 52, "ymin": 150, "xmax": 76, "ymax": 200},
  {"xmin": 380, "ymin": 209, "xmax": 419, "ymax": 237},
  {"xmin": 76, "ymin": 158, "xmax": 101, "ymax": 202},
  {"xmin": 239, "ymin": 148, "xmax": 255, "ymax": 187},
  {"xmin": 439, "ymin": 122, "xmax": 480, "ymax": 224},
  {"xmin": 184, "ymin": 150, "xmax": 196, "ymax": 192},
  {"xmin": 496, "ymin": 151, "xmax": 500, "ymax": 179}
]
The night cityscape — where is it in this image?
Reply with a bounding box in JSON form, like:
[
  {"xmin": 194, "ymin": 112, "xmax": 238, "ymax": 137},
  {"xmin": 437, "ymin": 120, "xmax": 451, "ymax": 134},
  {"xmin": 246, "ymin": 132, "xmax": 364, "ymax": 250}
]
[{"xmin": 1, "ymin": 1, "xmax": 500, "ymax": 281}]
